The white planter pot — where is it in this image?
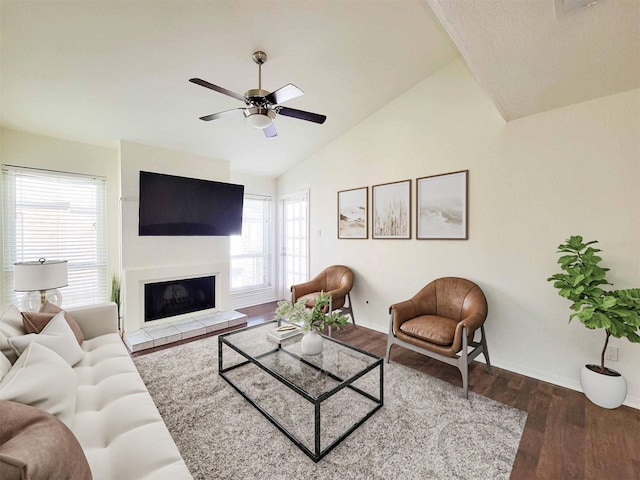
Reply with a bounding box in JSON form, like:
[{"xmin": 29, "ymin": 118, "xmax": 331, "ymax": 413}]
[
  {"xmin": 300, "ymin": 331, "xmax": 323, "ymax": 356},
  {"xmin": 580, "ymin": 364, "xmax": 627, "ymax": 409}
]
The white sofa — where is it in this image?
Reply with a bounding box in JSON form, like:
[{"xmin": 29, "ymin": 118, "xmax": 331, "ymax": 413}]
[{"xmin": 0, "ymin": 302, "xmax": 192, "ymax": 480}]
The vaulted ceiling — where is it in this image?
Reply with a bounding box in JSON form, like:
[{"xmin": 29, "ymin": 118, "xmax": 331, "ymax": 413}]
[{"xmin": 1, "ymin": 1, "xmax": 638, "ymax": 177}]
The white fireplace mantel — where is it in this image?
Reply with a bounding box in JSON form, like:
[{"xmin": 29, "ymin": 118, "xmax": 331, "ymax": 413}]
[{"xmin": 123, "ymin": 262, "xmax": 229, "ymax": 332}]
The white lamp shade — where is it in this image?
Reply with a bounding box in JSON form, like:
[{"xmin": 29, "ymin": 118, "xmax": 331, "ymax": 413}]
[{"xmin": 14, "ymin": 259, "xmax": 68, "ymax": 291}]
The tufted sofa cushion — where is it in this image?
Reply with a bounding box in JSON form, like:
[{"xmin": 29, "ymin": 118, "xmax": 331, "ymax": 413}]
[{"xmin": 71, "ymin": 333, "xmax": 192, "ymax": 480}]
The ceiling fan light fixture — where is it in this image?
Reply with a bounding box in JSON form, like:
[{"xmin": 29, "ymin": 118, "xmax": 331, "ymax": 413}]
[{"xmin": 246, "ymin": 107, "xmax": 275, "ymax": 129}]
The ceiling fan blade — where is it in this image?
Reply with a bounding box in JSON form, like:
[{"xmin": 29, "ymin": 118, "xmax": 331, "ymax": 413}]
[
  {"xmin": 265, "ymin": 84, "xmax": 304, "ymax": 105},
  {"xmin": 199, "ymin": 108, "xmax": 246, "ymax": 121},
  {"xmin": 263, "ymin": 123, "xmax": 278, "ymax": 138},
  {"xmin": 189, "ymin": 78, "xmax": 246, "ymax": 103},
  {"xmin": 277, "ymin": 106, "xmax": 326, "ymax": 124}
]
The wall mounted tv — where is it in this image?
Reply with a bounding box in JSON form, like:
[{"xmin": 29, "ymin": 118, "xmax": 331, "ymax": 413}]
[{"xmin": 138, "ymin": 171, "xmax": 244, "ymax": 236}]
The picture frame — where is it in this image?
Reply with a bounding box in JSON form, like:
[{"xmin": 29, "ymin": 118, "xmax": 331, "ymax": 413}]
[
  {"xmin": 372, "ymin": 180, "xmax": 411, "ymax": 239},
  {"xmin": 416, "ymin": 170, "xmax": 468, "ymax": 240},
  {"xmin": 337, "ymin": 187, "xmax": 368, "ymax": 239}
]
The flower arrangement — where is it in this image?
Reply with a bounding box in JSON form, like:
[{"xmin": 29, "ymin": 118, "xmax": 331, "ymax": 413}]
[{"xmin": 274, "ymin": 291, "xmax": 349, "ymax": 333}]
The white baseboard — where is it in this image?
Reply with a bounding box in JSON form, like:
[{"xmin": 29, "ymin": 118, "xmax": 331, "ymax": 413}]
[
  {"xmin": 489, "ymin": 358, "xmax": 640, "ymax": 410},
  {"xmin": 362, "ymin": 321, "xmax": 640, "ymax": 410}
]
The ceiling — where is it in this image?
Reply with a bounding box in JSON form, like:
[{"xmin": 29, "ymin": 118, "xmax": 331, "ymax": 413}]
[
  {"xmin": 428, "ymin": 0, "xmax": 640, "ymax": 121},
  {"xmin": 1, "ymin": 1, "xmax": 638, "ymax": 177}
]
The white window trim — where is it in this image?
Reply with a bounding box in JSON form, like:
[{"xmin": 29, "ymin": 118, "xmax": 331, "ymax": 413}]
[{"xmin": 230, "ymin": 193, "xmax": 277, "ymax": 308}]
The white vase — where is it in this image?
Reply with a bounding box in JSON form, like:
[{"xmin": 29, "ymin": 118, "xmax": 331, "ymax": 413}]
[
  {"xmin": 300, "ymin": 331, "xmax": 323, "ymax": 356},
  {"xmin": 580, "ymin": 364, "xmax": 627, "ymax": 409}
]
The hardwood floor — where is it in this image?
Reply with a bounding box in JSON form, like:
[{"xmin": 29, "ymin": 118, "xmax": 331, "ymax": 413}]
[{"xmin": 236, "ymin": 302, "xmax": 640, "ymax": 480}]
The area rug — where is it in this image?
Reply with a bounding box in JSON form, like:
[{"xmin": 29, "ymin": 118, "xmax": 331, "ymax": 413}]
[{"xmin": 133, "ymin": 335, "xmax": 527, "ymax": 480}]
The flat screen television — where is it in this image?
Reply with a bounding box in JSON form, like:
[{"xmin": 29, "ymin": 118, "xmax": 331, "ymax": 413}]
[{"xmin": 138, "ymin": 171, "xmax": 244, "ymax": 236}]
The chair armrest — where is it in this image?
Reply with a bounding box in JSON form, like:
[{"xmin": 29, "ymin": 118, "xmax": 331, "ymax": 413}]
[
  {"xmin": 460, "ymin": 311, "xmax": 486, "ymax": 335},
  {"xmin": 326, "ymin": 284, "xmax": 351, "ymax": 304},
  {"xmin": 451, "ymin": 311, "xmax": 487, "ymax": 351},
  {"xmin": 389, "ymin": 299, "xmax": 419, "ymax": 335},
  {"xmin": 66, "ymin": 302, "xmax": 118, "ymax": 340},
  {"xmin": 291, "ymin": 277, "xmax": 324, "ymax": 302}
]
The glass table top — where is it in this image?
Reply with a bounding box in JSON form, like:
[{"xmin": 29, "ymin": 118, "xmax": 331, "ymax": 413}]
[{"xmin": 219, "ymin": 321, "xmax": 381, "ymax": 400}]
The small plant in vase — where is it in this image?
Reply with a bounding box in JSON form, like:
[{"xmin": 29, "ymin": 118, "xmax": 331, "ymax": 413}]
[
  {"xmin": 274, "ymin": 291, "xmax": 349, "ymax": 355},
  {"xmin": 110, "ymin": 273, "xmax": 122, "ymax": 332},
  {"xmin": 548, "ymin": 235, "xmax": 640, "ymax": 408}
]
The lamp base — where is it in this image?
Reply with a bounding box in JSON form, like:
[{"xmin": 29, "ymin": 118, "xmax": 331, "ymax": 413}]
[{"xmin": 21, "ymin": 289, "xmax": 63, "ymax": 312}]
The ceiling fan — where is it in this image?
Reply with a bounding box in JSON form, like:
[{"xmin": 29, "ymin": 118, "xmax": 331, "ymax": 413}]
[{"xmin": 189, "ymin": 51, "xmax": 326, "ymax": 138}]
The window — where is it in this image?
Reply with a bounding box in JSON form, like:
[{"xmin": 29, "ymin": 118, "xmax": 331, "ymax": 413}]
[
  {"xmin": 2, "ymin": 165, "xmax": 108, "ymax": 307},
  {"xmin": 230, "ymin": 194, "xmax": 271, "ymax": 292}
]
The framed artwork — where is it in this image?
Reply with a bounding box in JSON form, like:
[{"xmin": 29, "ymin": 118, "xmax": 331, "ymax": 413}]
[
  {"xmin": 337, "ymin": 187, "xmax": 368, "ymax": 239},
  {"xmin": 372, "ymin": 180, "xmax": 411, "ymax": 239},
  {"xmin": 416, "ymin": 170, "xmax": 468, "ymax": 240}
]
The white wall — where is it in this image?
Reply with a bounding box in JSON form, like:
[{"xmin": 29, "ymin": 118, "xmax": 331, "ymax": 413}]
[
  {"xmin": 229, "ymin": 171, "xmax": 279, "ymax": 309},
  {"xmin": 119, "ymin": 141, "xmax": 233, "ymax": 331},
  {"xmin": 0, "ymin": 127, "xmax": 120, "ymax": 303},
  {"xmin": 277, "ymin": 59, "xmax": 640, "ymax": 407}
]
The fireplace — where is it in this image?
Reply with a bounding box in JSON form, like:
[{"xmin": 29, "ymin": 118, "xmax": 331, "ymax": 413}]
[{"xmin": 144, "ymin": 275, "xmax": 215, "ymax": 322}]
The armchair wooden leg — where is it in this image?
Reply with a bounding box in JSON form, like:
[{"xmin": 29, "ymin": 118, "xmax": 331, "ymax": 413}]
[
  {"xmin": 385, "ymin": 341, "xmax": 394, "ymax": 363},
  {"xmin": 480, "ymin": 325, "xmax": 492, "ymax": 375},
  {"xmin": 459, "ymin": 327, "xmax": 469, "ymax": 399},
  {"xmin": 346, "ymin": 293, "xmax": 356, "ymax": 327},
  {"xmin": 385, "ymin": 313, "xmax": 395, "ymax": 363}
]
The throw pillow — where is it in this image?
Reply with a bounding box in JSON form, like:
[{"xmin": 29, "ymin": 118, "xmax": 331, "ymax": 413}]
[
  {"xmin": 22, "ymin": 311, "xmax": 84, "ymax": 346},
  {"xmin": 0, "ymin": 342, "xmax": 78, "ymax": 427},
  {"xmin": 0, "ymin": 305, "xmax": 24, "ymax": 364},
  {"xmin": 40, "ymin": 301, "xmax": 85, "ymax": 344},
  {"xmin": 0, "ymin": 354, "xmax": 10, "ymax": 381},
  {"xmin": 8, "ymin": 312, "xmax": 85, "ymax": 366},
  {"xmin": 0, "ymin": 400, "xmax": 92, "ymax": 480}
]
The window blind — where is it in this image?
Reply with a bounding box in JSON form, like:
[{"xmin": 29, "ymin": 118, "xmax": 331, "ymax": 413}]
[
  {"xmin": 2, "ymin": 165, "xmax": 108, "ymax": 307},
  {"xmin": 230, "ymin": 194, "xmax": 271, "ymax": 291}
]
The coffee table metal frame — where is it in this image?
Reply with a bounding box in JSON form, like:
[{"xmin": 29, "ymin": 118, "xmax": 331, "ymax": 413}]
[{"xmin": 218, "ymin": 321, "xmax": 384, "ymax": 463}]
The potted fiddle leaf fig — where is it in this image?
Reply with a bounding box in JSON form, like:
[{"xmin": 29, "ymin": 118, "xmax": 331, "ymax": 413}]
[
  {"xmin": 274, "ymin": 291, "xmax": 349, "ymax": 355},
  {"xmin": 548, "ymin": 235, "xmax": 640, "ymax": 408}
]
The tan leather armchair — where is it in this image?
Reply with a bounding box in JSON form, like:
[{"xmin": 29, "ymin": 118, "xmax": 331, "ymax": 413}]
[
  {"xmin": 386, "ymin": 277, "xmax": 491, "ymax": 398},
  {"xmin": 290, "ymin": 265, "xmax": 356, "ymax": 327}
]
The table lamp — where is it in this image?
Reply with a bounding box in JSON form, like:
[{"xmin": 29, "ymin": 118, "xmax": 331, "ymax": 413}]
[{"xmin": 14, "ymin": 258, "xmax": 68, "ymax": 311}]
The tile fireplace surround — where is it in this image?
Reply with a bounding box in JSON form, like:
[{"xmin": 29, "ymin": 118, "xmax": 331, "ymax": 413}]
[{"xmin": 123, "ymin": 310, "xmax": 247, "ymax": 353}]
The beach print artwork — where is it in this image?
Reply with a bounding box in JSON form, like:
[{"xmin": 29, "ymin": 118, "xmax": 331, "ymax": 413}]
[
  {"xmin": 338, "ymin": 187, "xmax": 368, "ymax": 238},
  {"xmin": 417, "ymin": 170, "xmax": 468, "ymax": 240}
]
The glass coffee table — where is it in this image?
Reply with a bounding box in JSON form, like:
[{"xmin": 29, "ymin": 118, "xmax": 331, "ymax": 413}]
[{"xmin": 218, "ymin": 321, "xmax": 383, "ymax": 462}]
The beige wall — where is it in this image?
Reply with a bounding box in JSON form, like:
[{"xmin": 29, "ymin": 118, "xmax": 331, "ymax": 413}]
[
  {"xmin": 277, "ymin": 60, "xmax": 640, "ymax": 407},
  {"xmin": 0, "ymin": 127, "xmax": 120, "ymax": 303},
  {"xmin": 119, "ymin": 141, "xmax": 234, "ymax": 331}
]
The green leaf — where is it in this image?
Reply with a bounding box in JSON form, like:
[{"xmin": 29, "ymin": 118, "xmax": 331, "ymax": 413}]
[
  {"xmin": 558, "ymin": 254, "xmax": 578, "ymax": 266},
  {"xmin": 626, "ymin": 331, "xmax": 640, "ymax": 343},
  {"xmin": 567, "ymin": 235, "xmax": 584, "ymax": 248},
  {"xmin": 601, "ymin": 296, "xmax": 617, "ymax": 309},
  {"xmin": 572, "ymin": 274, "xmax": 585, "ymax": 286},
  {"xmin": 589, "ymin": 312, "xmax": 612, "ymax": 329}
]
